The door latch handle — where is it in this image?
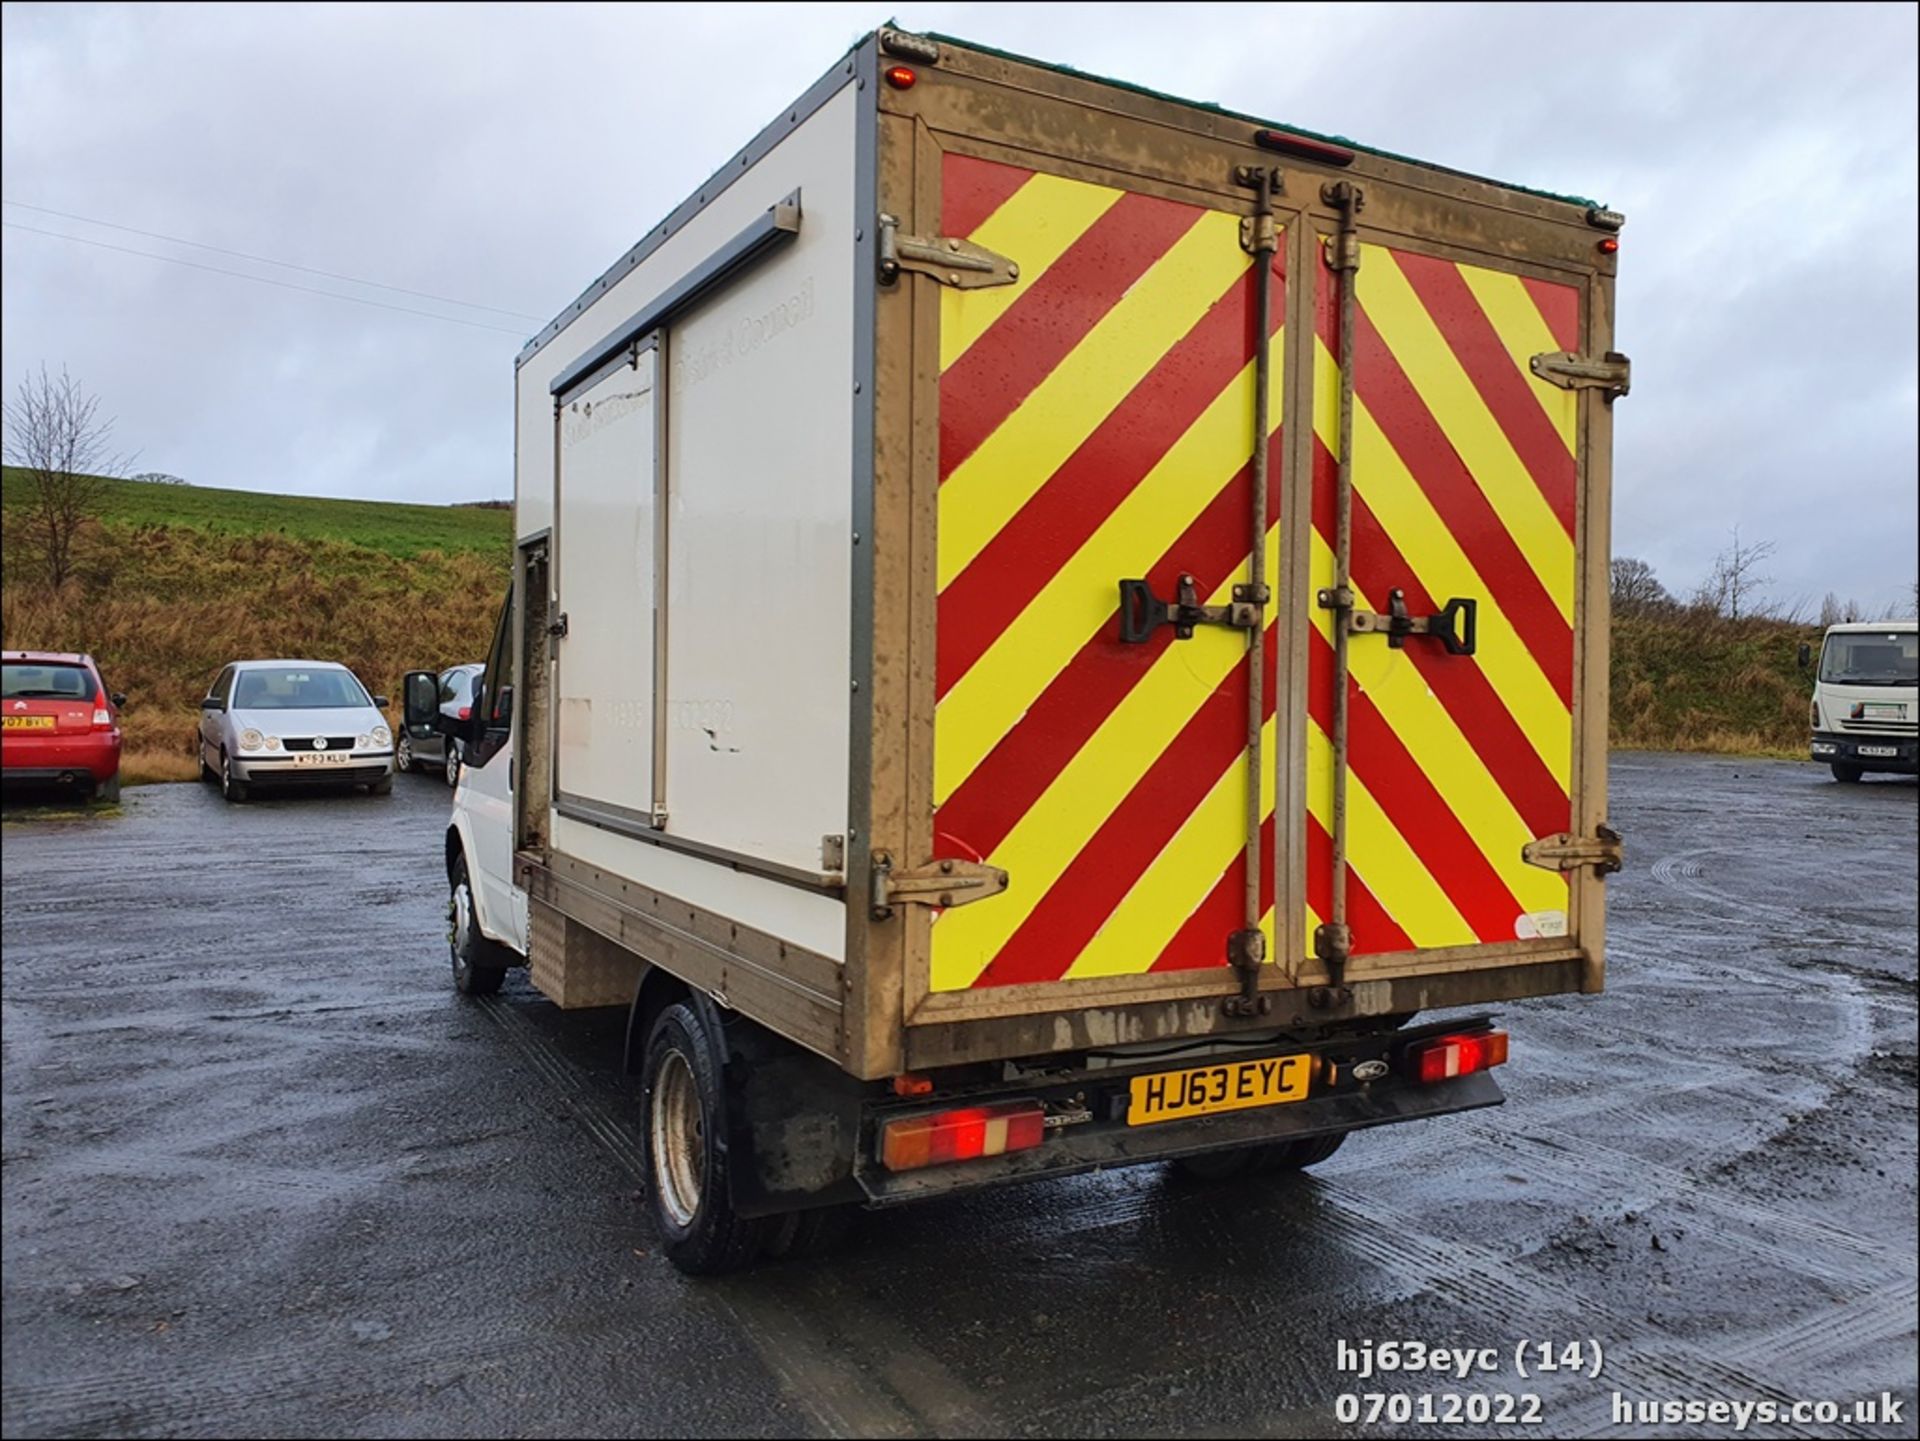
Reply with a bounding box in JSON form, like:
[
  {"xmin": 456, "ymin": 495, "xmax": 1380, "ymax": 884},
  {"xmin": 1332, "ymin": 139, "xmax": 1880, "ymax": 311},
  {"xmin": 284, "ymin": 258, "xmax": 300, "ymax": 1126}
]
[
  {"xmin": 1118, "ymin": 574, "xmax": 1265, "ymax": 644},
  {"xmin": 1339, "ymin": 588, "xmax": 1477, "ymax": 656}
]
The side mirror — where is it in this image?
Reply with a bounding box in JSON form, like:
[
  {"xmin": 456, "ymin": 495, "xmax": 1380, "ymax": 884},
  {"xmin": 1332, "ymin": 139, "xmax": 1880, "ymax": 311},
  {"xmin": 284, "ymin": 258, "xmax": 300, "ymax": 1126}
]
[
  {"xmin": 200, "ymin": 696, "xmax": 223, "ymax": 711},
  {"xmin": 110, "ymin": 692, "xmax": 127, "ymax": 708},
  {"xmin": 1797, "ymin": 642, "xmax": 1812, "ymax": 670},
  {"xmin": 373, "ymin": 694, "xmax": 390, "ymax": 709},
  {"xmin": 401, "ymin": 671, "xmax": 439, "ymax": 731}
]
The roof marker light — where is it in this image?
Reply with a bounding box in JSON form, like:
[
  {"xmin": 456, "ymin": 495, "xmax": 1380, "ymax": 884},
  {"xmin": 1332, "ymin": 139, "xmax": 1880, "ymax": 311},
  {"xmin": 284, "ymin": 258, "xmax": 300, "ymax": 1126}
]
[{"xmin": 885, "ymin": 65, "xmax": 917, "ymax": 91}]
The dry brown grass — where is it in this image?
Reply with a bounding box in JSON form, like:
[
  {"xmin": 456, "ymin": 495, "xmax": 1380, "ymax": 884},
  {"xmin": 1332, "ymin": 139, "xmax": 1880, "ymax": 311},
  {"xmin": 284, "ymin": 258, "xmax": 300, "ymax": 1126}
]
[
  {"xmin": 1611, "ymin": 610, "xmax": 1818, "ymax": 758},
  {"xmin": 4, "ymin": 519, "xmax": 506, "ymax": 776}
]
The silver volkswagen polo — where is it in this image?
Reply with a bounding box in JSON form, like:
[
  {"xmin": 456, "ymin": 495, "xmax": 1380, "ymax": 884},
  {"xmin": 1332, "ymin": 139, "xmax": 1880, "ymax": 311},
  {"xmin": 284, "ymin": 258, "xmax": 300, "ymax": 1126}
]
[{"xmin": 197, "ymin": 659, "xmax": 393, "ymax": 802}]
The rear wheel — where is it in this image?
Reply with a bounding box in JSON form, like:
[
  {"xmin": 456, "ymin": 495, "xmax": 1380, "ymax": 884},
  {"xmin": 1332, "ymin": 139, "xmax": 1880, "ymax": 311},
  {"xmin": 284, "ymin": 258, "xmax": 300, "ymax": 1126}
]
[
  {"xmin": 395, "ymin": 733, "xmax": 415, "ymax": 773},
  {"xmin": 219, "ymin": 749, "xmax": 248, "ymax": 804},
  {"xmin": 642, "ymin": 1002, "xmax": 772, "ymax": 1274},
  {"xmin": 448, "ymin": 853, "xmax": 509, "ymax": 996},
  {"xmin": 444, "ymin": 742, "xmax": 463, "ymax": 789},
  {"xmin": 1172, "ymin": 1131, "xmax": 1348, "ymax": 1182},
  {"xmin": 97, "ymin": 774, "xmax": 121, "ymax": 805},
  {"xmin": 765, "ymin": 1205, "xmax": 856, "ymax": 1262},
  {"xmin": 1831, "ymin": 762, "xmax": 1864, "ymax": 783}
]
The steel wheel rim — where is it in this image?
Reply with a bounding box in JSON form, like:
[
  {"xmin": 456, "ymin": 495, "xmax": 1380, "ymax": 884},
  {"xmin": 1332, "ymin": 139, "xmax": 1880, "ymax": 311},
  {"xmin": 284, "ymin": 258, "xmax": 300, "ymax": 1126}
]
[
  {"xmin": 449, "ymin": 879, "xmax": 473, "ymax": 968},
  {"xmin": 651, "ymin": 1049, "xmax": 704, "ymax": 1228},
  {"xmin": 445, "ymin": 751, "xmax": 460, "ymax": 788},
  {"xmin": 397, "ymin": 734, "xmax": 412, "ymax": 770}
]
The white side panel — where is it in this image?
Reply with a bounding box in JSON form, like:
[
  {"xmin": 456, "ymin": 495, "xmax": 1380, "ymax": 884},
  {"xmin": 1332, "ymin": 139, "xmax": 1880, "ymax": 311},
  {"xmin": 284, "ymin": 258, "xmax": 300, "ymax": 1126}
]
[
  {"xmin": 663, "ymin": 230, "xmax": 850, "ymax": 872},
  {"xmin": 514, "ymin": 78, "xmax": 857, "ymax": 960},
  {"xmin": 554, "ymin": 350, "xmax": 657, "ymax": 818},
  {"xmin": 551, "ymin": 811, "xmax": 846, "ymax": 961}
]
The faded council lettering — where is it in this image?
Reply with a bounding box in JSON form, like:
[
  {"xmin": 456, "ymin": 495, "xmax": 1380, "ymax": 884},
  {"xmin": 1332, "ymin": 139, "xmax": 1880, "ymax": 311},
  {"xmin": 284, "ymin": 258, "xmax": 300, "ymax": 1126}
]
[
  {"xmin": 561, "ymin": 387, "xmax": 651, "ymax": 448},
  {"xmin": 673, "ymin": 276, "xmax": 815, "ymax": 391}
]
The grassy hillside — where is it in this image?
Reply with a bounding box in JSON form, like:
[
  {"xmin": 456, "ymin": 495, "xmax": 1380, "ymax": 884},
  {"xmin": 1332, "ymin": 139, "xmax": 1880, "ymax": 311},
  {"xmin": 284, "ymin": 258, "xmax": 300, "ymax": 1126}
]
[
  {"xmin": 4, "ymin": 475, "xmax": 508, "ymax": 783},
  {"xmin": 2, "ymin": 468, "xmax": 509, "ymax": 558},
  {"xmin": 1612, "ymin": 612, "xmax": 1819, "ymax": 758},
  {"xmin": 3, "ymin": 473, "xmax": 1834, "ymax": 785}
]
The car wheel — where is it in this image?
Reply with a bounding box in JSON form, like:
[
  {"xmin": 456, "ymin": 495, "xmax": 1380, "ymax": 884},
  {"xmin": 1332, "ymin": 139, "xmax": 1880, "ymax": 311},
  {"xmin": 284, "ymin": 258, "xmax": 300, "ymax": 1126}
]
[
  {"xmin": 1173, "ymin": 1131, "xmax": 1348, "ymax": 1182},
  {"xmin": 199, "ymin": 740, "xmax": 217, "ymax": 783},
  {"xmin": 97, "ymin": 774, "xmax": 121, "ymax": 805},
  {"xmin": 764, "ymin": 1205, "xmax": 857, "ymax": 1262},
  {"xmin": 395, "ymin": 733, "xmax": 415, "ymax": 773},
  {"xmin": 1831, "ymin": 762, "xmax": 1864, "ymax": 783},
  {"xmin": 642, "ymin": 1002, "xmax": 773, "ymax": 1274},
  {"xmin": 220, "ymin": 749, "xmax": 249, "ymax": 804},
  {"xmin": 444, "ymin": 743, "xmax": 462, "ymax": 789},
  {"xmin": 448, "ymin": 852, "xmax": 509, "ymax": 996}
]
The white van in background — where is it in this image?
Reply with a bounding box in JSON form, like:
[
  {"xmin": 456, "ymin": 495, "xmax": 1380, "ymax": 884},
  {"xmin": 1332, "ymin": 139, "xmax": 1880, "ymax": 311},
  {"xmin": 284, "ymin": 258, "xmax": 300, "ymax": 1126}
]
[{"xmin": 1803, "ymin": 620, "xmax": 1918, "ymax": 781}]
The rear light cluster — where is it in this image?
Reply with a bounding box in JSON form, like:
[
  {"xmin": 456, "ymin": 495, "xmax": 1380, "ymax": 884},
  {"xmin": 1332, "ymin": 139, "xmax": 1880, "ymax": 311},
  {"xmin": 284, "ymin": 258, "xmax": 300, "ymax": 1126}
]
[
  {"xmin": 1404, "ymin": 1029, "xmax": 1508, "ymax": 1085},
  {"xmin": 879, "ymin": 1100, "xmax": 1044, "ymax": 1172},
  {"xmin": 457, "ymin": 706, "xmax": 472, "ymax": 721},
  {"xmin": 92, "ymin": 694, "xmax": 114, "ymax": 730}
]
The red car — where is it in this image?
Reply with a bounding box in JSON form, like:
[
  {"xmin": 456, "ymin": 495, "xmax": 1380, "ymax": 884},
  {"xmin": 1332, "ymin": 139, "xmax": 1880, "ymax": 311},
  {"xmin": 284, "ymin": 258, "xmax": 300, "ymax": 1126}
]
[{"xmin": 1, "ymin": 651, "xmax": 126, "ymax": 803}]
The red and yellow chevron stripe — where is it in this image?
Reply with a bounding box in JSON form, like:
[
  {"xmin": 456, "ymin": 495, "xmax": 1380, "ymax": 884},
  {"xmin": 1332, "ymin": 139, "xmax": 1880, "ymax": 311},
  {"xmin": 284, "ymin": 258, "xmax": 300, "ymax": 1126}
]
[
  {"xmin": 1305, "ymin": 242, "xmax": 1580, "ymax": 956},
  {"xmin": 931, "ymin": 154, "xmax": 1283, "ymax": 992},
  {"xmin": 928, "ymin": 152, "xmax": 1584, "ymax": 992}
]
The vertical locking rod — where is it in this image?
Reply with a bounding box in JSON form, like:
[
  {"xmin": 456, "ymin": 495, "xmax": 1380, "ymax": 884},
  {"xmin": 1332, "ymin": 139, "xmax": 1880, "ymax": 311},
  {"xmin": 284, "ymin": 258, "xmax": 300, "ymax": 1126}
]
[
  {"xmin": 1227, "ymin": 165, "xmax": 1278, "ymax": 1016},
  {"xmin": 1316, "ymin": 180, "xmax": 1364, "ymax": 994}
]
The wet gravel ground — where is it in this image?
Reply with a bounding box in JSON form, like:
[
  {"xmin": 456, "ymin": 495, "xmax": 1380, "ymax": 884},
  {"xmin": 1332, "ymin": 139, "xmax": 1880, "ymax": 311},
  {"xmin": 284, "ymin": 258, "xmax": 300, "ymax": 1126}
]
[{"xmin": 2, "ymin": 754, "xmax": 1915, "ymax": 1439}]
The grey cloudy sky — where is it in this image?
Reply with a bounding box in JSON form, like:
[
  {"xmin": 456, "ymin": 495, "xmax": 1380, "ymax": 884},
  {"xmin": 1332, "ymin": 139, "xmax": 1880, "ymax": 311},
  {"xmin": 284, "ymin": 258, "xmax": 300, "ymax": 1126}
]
[{"xmin": 4, "ymin": 1, "xmax": 1915, "ymax": 613}]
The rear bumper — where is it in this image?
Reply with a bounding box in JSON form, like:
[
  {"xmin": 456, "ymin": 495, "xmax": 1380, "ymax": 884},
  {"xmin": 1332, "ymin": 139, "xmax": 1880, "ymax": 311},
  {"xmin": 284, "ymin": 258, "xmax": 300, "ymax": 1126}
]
[
  {"xmin": 1, "ymin": 735, "xmax": 119, "ymax": 785},
  {"xmin": 234, "ymin": 752, "xmax": 392, "ymax": 786},
  {"xmin": 857, "ymin": 1068, "xmax": 1504, "ymax": 1206},
  {"xmin": 1812, "ymin": 731, "xmax": 1917, "ymax": 773}
]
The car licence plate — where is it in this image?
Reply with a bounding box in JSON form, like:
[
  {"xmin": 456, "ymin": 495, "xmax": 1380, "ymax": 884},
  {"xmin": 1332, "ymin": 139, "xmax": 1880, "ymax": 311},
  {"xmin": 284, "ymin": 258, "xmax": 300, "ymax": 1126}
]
[
  {"xmin": 1859, "ymin": 745, "xmax": 1897, "ymax": 758},
  {"xmin": 1127, "ymin": 1054, "xmax": 1312, "ymax": 1127},
  {"xmin": 292, "ymin": 752, "xmax": 352, "ymax": 766},
  {"xmin": 2, "ymin": 716, "xmax": 55, "ymax": 729}
]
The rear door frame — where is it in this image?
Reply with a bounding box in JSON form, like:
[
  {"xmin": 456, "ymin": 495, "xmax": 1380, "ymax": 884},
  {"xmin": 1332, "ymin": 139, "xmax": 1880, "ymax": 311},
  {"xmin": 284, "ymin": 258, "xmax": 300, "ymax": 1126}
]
[{"xmin": 851, "ymin": 39, "xmax": 1619, "ymax": 1063}]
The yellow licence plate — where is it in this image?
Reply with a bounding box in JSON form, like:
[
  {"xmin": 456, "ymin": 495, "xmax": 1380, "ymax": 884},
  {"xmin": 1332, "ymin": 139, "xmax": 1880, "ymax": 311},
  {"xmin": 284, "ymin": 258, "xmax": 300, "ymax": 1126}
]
[
  {"xmin": 2, "ymin": 715, "xmax": 55, "ymax": 729},
  {"xmin": 1127, "ymin": 1054, "xmax": 1312, "ymax": 1127}
]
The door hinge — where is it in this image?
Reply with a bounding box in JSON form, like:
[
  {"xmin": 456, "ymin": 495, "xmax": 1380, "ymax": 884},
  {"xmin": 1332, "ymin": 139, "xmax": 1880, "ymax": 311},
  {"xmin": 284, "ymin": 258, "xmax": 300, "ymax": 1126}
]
[
  {"xmin": 820, "ymin": 833, "xmax": 846, "ymax": 876},
  {"xmin": 877, "ymin": 214, "xmax": 1019, "ymax": 289},
  {"xmin": 1530, "ymin": 350, "xmax": 1632, "ymax": 400},
  {"xmin": 869, "ymin": 852, "xmax": 1008, "ymax": 921},
  {"xmin": 1523, "ymin": 823, "xmax": 1624, "ymax": 876}
]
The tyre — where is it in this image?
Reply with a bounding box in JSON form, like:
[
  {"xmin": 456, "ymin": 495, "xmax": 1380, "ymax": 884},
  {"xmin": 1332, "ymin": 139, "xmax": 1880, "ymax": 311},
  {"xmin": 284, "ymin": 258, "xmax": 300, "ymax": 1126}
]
[
  {"xmin": 444, "ymin": 742, "xmax": 462, "ymax": 789},
  {"xmin": 1171, "ymin": 1149, "xmax": 1253, "ymax": 1182},
  {"xmin": 395, "ymin": 733, "xmax": 415, "ymax": 774},
  {"xmin": 219, "ymin": 749, "xmax": 248, "ymax": 804},
  {"xmin": 1831, "ymin": 762, "xmax": 1864, "ymax": 784},
  {"xmin": 448, "ymin": 853, "xmax": 509, "ymax": 996},
  {"xmin": 642, "ymin": 1002, "xmax": 773, "ymax": 1274},
  {"xmin": 199, "ymin": 741, "xmax": 217, "ymax": 783},
  {"xmin": 764, "ymin": 1205, "xmax": 856, "ymax": 1262},
  {"xmin": 1256, "ymin": 1130, "xmax": 1347, "ymax": 1171},
  {"xmin": 1173, "ymin": 1130, "xmax": 1347, "ymax": 1181},
  {"xmin": 368, "ymin": 774, "xmax": 393, "ymax": 796},
  {"xmin": 97, "ymin": 774, "xmax": 121, "ymax": 805}
]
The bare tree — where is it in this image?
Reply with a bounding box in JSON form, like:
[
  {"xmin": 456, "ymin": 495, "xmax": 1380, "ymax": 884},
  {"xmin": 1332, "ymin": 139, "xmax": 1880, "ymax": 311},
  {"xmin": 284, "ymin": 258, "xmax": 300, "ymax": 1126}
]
[
  {"xmin": 1610, "ymin": 556, "xmax": 1672, "ymax": 616},
  {"xmin": 3, "ymin": 366, "xmax": 126, "ymax": 588},
  {"xmin": 1694, "ymin": 525, "xmax": 1777, "ymax": 620},
  {"xmin": 1818, "ymin": 593, "xmax": 1865, "ymax": 628}
]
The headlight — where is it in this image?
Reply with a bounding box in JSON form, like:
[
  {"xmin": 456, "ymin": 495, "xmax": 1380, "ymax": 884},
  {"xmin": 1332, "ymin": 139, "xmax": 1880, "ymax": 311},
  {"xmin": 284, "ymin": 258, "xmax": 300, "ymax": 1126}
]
[
  {"xmin": 370, "ymin": 724, "xmax": 391, "ymax": 747},
  {"xmin": 239, "ymin": 728, "xmax": 265, "ymax": 751},
  {"xmin": 265, "ymin": 735, "xmax": 282, "ymax": 750}
]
